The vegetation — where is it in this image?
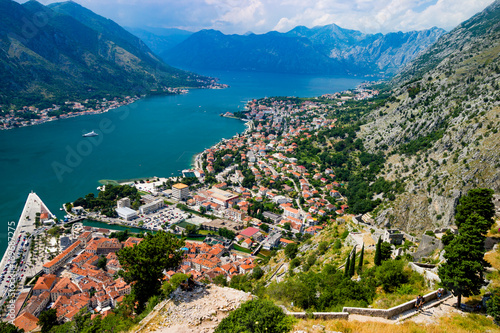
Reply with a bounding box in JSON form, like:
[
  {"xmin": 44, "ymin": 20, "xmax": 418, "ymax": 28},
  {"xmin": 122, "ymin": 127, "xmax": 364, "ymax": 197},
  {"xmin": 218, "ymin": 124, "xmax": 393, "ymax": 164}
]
[
  {"xmin": 73, "ymin": 185, "xmax": 141, "ymax": 217},
  {"xmin": 438, "ymin": 188, "xmax": 495, "ymax": 308},
  {"xmin": 0, "ymin": 322, "xmax": 24, "ymax": 333},
  {"xmin": 215, "ymin": 299, "xmax": 294, "ymax": 333},
  {"xmin": 117, "ymin": 231, "xmax": 184, "ymax": 310}
]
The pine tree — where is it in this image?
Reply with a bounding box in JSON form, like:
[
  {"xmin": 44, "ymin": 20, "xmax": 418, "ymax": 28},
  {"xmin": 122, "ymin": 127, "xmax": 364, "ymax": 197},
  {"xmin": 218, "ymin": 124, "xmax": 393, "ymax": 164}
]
[
  {"xmin": 344, "ymin": 254, "xmax": 351, "ymax": 277},
  {"xmin": 349, "ymin": 250, "xmax": 356, "ymax": 277},
  {"xmin": 358, "ymin": 244, "xmax": 364, "ymax": 274},
  {"xmin": 374, "ymin": 237, "xmax": 382, "ymax": 266},
  {"xmin": 438, "ymin": 188, "xmax": 495, "ymax": 309},
  {"xmin": 438, "ymin": 214, "xmax": 488, "ymax": 308}
]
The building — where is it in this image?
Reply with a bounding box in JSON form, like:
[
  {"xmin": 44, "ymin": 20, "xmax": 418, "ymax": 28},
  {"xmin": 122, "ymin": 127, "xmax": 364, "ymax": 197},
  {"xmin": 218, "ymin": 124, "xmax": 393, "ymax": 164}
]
[
  {"xmin": 382, "ymin": 229, "xmax": 404, "ymax": 245},
  {"xmin": 117, "ymin": 197, "xmax": 131, "ymax": 208},
  {"xmin": 206, "ymin": 187, "xmax": 240, "ymax": 208},
  {"xmin": 139, "ymin": 199, "xmax": 164, "ymax": 214},
  {"xmin": 172, "ymin": 183, "xmax": 189, "ymax": 200},
  {"xmin": 43, "ymin": 241, "xmax": 82, "ymax": 274},
  {"xmin": 115, "ymin": 207, "xmax": 138, "ymax": 221}
]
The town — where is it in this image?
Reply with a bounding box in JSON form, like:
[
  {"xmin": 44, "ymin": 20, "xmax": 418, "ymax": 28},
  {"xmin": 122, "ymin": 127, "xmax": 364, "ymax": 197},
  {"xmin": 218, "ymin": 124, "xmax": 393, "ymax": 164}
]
[{"xmin": 3, "ymin": 87, "xmax": 490, "ymax": 332}]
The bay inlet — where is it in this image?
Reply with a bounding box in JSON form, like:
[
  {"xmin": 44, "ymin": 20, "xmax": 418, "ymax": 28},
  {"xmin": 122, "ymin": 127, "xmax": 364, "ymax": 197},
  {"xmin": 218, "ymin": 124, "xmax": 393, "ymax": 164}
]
[{"xmin": 0, "ymin": 70, "xmax": 366, "ymax": 258}]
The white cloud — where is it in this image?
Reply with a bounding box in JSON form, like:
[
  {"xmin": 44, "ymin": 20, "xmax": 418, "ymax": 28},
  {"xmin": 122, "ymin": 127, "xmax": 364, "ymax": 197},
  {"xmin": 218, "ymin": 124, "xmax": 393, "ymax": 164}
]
[{"xmin": 24, "ymin": 0, "xmax": 496, "ymax": 34}]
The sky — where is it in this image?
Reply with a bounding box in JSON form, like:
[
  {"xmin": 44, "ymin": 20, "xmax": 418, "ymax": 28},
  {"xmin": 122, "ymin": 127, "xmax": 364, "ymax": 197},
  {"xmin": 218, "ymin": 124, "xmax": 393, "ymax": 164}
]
[{"xmin": 28, "ymin": 0, "xmax": 495, "ymax": 34}]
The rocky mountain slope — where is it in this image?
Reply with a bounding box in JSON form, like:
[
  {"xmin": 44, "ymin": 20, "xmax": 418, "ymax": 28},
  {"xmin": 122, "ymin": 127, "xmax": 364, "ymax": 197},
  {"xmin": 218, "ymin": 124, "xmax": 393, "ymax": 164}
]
[
  {"xmin": 160, "ymin": 25, "xmax": 444, "ymax": 76},
  {"xmin": 0, "ymin": 0, "xmax": 209, "ymax": 109},
  {"xmin": 359, "ymin": 0, "xmax": 500, "ymax": 233}
]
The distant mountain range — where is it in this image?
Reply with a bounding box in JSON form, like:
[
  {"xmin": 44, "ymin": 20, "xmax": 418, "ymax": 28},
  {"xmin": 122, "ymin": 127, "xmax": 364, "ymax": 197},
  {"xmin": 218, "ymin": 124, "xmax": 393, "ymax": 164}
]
[
  {"xmin": 155, "ymin": 25, "xmax": 445, "ymax": 76},
  {"xmin": 0, "ymin": 0, "xmax": 210, "ymax": 109}
]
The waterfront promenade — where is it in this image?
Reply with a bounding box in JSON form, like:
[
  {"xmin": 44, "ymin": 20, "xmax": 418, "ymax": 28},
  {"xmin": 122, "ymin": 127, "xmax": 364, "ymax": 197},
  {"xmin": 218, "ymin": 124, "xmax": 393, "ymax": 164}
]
[{"xmin": 0, "ymin": 192, "xmax": 53, "ymax": 317}]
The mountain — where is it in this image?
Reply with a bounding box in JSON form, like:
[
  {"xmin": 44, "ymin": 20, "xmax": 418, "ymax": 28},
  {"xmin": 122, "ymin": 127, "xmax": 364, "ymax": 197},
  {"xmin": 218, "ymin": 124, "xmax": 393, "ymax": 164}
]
[
  {"xmin": 160, "ymin": 25, "xmax": 445, "ymax": 76},
  {"xmin": 125, "ymin": 27, "xmax": 192, "ymax": 56},
  {"xmin": 0, "ymin": 0, "xmax": 211, "ymax": 109},
  {"xmin": 358, "ymin": 0, "xmax": 500, "ymax": 232},
  {"xmin": 162, "ymin": 29, "xmax": 348, "ymax": 74}
]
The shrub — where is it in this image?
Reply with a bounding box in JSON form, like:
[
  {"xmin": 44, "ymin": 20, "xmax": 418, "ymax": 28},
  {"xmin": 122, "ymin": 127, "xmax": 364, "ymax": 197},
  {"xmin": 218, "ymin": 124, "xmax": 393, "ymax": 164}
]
[{"xmin": 215, "ymin": 299, "xmax": 294, "ymax": 333}]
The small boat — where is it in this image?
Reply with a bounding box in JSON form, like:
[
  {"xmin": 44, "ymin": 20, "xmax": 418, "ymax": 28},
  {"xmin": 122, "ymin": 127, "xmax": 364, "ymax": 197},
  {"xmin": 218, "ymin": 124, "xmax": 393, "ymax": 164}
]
[{"xmin": 82, "ymin": 130, "xmax": 98, "ymax": 137}]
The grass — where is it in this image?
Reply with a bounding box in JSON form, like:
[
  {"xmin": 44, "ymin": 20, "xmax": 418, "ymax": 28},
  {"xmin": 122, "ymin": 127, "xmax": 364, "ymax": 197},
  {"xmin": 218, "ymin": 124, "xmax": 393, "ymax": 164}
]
[
  {"xmin": 293, "ymin": 312, "xmax": 500, "ymax": 333},
  {"xmin": 232, "ymin": 244, "xmax": 252, "ymax": 253}
]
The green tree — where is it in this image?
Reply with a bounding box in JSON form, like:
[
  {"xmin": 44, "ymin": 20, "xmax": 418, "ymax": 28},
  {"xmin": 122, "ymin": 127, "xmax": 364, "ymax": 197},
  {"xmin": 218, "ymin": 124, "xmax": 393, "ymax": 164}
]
[
  {"xmin": 358, "ymin": 244, "xmax": 364, "ymax": 274},
  {"xmin": 215, "ymin": 299, "xmax": 294, "ymax": 333},
  {"xmin": 285, "ymin": 243, "xmax": 298, "ymax": 259},
  {"xmin": 349, "ymin": 250, "xmax": 356, "ymax": 277},
  {"xmin": 374, "ymin": 237, "xmax": 382, "ymax": 266},
  {"xmin": 39, "ymin": 308, "xmax": 58, "ymax": 333},
  {"xmin": 455, "ymin": 188, "xmax": 495, "ymax": 231},
  {"xmin": 439, "ymin": 214, "xmax": 490, "ymax": 308},
  {"xmin": 252, "ymin": 266, "xmax": 264, "ymax": 280},
  {"xmin": 161, "ymin": 273, "xmax": 190, "ymax": 297},
  {"xmin": 375, "ymin": 259, "xmax": 408, "ymax": 292},
  {"xmin": 118, "ymin": 231, "xmax": 184, "ymax": 309},
  {"xmin": 97, "ymin": 255, "xmax": 107, "ymax": 270},
  {"xmin": 487, "ymin": 290, "xmax": 500, "ymax": 322},
  {"xmin": 380, "ymin": 241, "xmax": 393, "ymax": 262},
  {"xmin": 344, "ymin": 254, "xmax": 351, "ymax": 277},
  {"xmin": 0, "ymin": 322, "xmax": 24, "ymax": 333}
]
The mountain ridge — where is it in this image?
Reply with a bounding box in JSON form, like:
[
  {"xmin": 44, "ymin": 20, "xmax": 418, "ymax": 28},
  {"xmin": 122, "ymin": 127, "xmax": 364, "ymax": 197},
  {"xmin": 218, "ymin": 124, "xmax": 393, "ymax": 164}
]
[
  {"xmin": 159, "ymin": 24, "xmax": 445, "ymax": 76},
  {"xmin": 0, "ymin": 0, "xmax": 211, "ymax": 110},
  {"xmin": 358, "ymin": 0, "xmax": 500, "ymax": 232}
]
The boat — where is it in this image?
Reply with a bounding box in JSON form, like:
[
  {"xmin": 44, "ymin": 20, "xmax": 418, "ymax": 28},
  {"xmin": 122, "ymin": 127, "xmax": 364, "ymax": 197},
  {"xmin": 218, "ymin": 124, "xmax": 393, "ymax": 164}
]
[{"xmin": 82, "ymin": 130, "xmax": 98, "ymax": 137}]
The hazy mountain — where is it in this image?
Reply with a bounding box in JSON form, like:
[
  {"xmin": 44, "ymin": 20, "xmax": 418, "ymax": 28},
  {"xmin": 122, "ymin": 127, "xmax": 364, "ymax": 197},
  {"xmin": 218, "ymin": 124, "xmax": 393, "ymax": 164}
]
[
  {"xmin": 160, "ymin": 25, "xmax": 445, "ymax": 76},
  {"xmin": 125, "ymin": 27, "xmax": 192, "ymax": 56},
  {"xmin": 0, "ymin": 0, "xmax": 210, "ymax": 109},
  {"xmin": 358, "ymin": 0, "xmax": 500, "ymax": 232}
]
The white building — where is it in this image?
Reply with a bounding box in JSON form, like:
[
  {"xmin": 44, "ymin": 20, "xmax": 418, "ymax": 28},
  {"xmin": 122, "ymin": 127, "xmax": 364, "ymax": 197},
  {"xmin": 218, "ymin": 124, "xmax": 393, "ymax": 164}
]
[
  {"xmin": 139, "ymin": 199, "xmax": 164, "ymax": 214},
  {"xmin": 117, "ymin": 197, "xmax": 131, "ymax": 208},
  {"xmin": 116, "ymin": 207, "xmax": 138, "ymax": 221},
  {"xmin": 172, "ymin": 183, "xmax": 189, "ymax": 200}
]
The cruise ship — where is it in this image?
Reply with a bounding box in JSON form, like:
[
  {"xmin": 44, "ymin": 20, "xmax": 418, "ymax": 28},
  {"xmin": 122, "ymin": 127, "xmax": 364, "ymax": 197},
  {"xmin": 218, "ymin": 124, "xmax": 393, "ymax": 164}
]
[{"xmin": 82, "ymin": 130, "xmax": 98, "ymax": 137}]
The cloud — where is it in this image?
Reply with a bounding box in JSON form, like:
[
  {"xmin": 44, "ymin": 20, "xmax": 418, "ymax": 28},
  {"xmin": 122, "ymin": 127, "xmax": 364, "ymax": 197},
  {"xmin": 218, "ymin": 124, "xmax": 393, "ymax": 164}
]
[{"xmin": 24, "ymin": 0, "xmax": 496, "ymax": 34}]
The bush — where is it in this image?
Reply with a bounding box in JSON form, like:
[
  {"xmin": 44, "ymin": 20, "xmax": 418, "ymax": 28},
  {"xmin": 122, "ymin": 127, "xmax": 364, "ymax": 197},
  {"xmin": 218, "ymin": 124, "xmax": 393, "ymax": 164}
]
[
  {"xmin": 215, "ymin": 299, "xmax": 294, "ymax": 333},
  {"xmin": 375, "ymin": 260, "xmax": 409, "ymax": 293}
]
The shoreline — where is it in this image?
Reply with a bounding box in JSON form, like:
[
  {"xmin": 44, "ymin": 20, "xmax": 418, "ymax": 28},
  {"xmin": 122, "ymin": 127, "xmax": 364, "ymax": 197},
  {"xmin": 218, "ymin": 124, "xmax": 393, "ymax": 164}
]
[{"xmin": 0, "ymin": 84, "xmax": 228, "ymax": 132}]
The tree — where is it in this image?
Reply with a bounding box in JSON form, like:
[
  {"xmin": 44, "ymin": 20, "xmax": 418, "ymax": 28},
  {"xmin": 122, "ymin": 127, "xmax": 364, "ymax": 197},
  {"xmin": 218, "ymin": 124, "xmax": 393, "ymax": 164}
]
[
  {"xmin": 39, "ymin": 308, "xmax": 58, "ymax": 333},
  {"xmin": 97, "ymin": 255, "xmax": 107, "ymax": 270},
  {"xmin": 358, "ymin": 244, "xmax": 364, "ymax": 274},
  {"xmin": 215, "ymin": 299, "xmax": 293, "ymax": 333},
  {"xmin": 0, "ymin": 322, "xmax": 23, "ymax": 333},
  {"xmin": 376, "ymin": 259, "xmax": 408, "ymax": 292},
  {"xmin": 252, "ymin": 266, "xmax": 264, "ymax": 280},
  {"xmin": 118, "ymin": 231, "xmax": 184, "ymax": 309},
  {"xmin": 380, "ymin": 241, "xmax": 392, "ymax": 262},
  {"xmin": 374, "ymin": 237, "xmax": 382, "ymax": 266},
  {"xmin": 455, "ymin": 188, "xmax": 495, "ymax": 231},
  {"xmin": 349, "ymin": 250, "xmax": 356, "ymax": 277},
  {"xmin": 487, "ymin": 290, "xmax": 500, "ymax": 322},
  {"xmin": 439, "ymin": 214, "xmax": 490, "ymax": 308},
  {"xmin": 344, "ymin": 254, "xmax": 351, "ymax": 277},
  {"xmin": 285, "ymin": 243, "xmax": 298, "ymax": 259}
]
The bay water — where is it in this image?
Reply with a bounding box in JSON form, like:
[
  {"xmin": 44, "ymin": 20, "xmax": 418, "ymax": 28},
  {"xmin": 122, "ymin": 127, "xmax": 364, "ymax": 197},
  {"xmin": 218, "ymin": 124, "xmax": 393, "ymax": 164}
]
[{"xmin": 0, "ymin": 70, "xmax": 365, "ymax": 257}]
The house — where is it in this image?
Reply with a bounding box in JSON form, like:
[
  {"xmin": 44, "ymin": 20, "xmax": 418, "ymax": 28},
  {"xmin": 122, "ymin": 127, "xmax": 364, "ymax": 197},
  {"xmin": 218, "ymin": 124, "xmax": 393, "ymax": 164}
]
[
  {"xmin": 241, "ymin": 238, "xmax": 253, "ymax": 249},
  {"xmin": 13, "ymin": 312, "xmax": 39, "ymax": 332}
]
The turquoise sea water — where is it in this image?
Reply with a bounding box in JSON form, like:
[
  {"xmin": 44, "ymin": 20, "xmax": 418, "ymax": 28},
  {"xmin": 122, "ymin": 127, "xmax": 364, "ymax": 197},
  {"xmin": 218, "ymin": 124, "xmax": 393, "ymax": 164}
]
[{"xmin": 0, "ymin": 70, "xmax": 366, "ymax": 257}]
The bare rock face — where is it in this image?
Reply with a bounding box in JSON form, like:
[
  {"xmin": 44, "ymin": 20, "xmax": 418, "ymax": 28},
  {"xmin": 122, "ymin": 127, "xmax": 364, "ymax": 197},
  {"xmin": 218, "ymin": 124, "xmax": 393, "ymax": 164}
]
[
  {"xmin": 135, "ymin": 285, "xmax": 252, "ymax": 333},
  {"xmin": 358, "ymin": 0, "xmax": 500, "ymax": 234}
]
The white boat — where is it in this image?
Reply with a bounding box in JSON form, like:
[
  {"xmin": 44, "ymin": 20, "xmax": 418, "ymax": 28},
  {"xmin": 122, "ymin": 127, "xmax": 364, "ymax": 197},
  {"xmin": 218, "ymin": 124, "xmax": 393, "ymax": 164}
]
[{"xmin": 82, "ymin": 130, "xmax": 98, "ymax": 137}]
